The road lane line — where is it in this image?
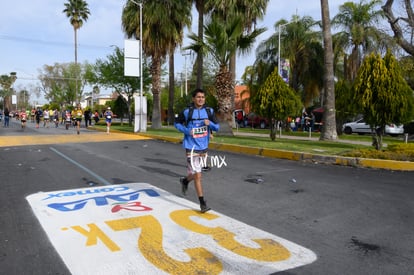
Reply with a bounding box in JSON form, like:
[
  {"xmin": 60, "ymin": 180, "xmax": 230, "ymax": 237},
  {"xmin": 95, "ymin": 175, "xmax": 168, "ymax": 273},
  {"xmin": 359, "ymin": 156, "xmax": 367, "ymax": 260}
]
[{"xmin": 50, "ymin": 147, "xmax": 112, "ymax": 186}]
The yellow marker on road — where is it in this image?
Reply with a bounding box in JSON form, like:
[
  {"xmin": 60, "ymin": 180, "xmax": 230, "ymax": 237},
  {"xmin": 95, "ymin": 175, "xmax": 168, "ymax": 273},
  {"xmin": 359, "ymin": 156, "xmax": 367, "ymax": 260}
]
[{"xmin": 0, "ymin": 133, "xmax": 150, "ymax": 148}]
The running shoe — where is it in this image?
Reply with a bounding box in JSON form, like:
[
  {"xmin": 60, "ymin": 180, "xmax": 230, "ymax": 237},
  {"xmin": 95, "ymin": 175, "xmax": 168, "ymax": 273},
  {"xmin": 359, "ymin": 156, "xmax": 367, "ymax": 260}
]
[
  {"xmin": 179, "ymin": 177, "xmax": 188, "ymax": 196},
  {"xmin": 200, "ymin": 204, "xmax": 211, "ymax": 213}
]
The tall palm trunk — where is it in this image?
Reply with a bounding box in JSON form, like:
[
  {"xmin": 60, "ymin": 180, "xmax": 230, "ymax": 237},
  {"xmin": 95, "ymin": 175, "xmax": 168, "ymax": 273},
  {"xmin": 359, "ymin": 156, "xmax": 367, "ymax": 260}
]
[
  {"xmin": 196, "ymin": 0, "xmax": 204, "ymax": 89},
  {"xmin": 215, "ymin": 66, "xmax": 234, "ymax": 136},
  {"xmin": 168, "ymin": 47, "xmax": 175, "ymax": 125},
  {"xmin": 151, "ymin": 57, "xmax": 162, "ymax": 129},
  {"xmin": 230, "ymin": 54, "xmax": 236, "ymax": 84},
  {"xmin": 74, "ymin": 27, "xmax": 79, "ymax": 102},
  {"xmin": 320, "ymin": 0, "xmax": 338, "ymax": 140},
  {"xmin": 348, "ymin": 46, "xmax": 359, "ymax": 82},
  {"xmin": 74, "ymin": 28, "xmax": 78, "ymax": 66}
]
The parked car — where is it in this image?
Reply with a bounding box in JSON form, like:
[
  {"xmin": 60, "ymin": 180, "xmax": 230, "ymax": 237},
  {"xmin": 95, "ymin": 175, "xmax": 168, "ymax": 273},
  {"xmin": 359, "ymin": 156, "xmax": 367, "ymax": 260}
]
[
  {"xmin": 342, "ymin": 118, "xmax": 404, "ymax": 136},
  {"xmin": 245, "ymin": 112, "xmax": 269, "ymax": 129}
]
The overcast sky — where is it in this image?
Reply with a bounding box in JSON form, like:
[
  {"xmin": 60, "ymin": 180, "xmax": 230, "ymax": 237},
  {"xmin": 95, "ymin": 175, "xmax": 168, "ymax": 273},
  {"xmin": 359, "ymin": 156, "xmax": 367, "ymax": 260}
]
[{"xmin": 0, "ymin": 0, "xmax": 346, "ymax": 103}]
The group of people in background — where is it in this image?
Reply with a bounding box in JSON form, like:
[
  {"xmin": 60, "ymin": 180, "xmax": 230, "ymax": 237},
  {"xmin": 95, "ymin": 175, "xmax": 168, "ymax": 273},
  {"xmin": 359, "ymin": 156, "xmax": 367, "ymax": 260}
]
[
  {"xmin": 288, "ymin": 111, "xmax": 316, "ymax": 132},
  {"xmin": 2, "ymin": 105, "xmax": 114, "ymax": 134}
]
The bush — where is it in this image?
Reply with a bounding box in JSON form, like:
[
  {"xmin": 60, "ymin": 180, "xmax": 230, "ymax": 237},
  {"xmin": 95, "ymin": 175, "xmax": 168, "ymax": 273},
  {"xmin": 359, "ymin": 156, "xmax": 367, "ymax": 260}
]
[{"xmin": 342, "ymin": 143, "xmax": 414, "ymax": 161}]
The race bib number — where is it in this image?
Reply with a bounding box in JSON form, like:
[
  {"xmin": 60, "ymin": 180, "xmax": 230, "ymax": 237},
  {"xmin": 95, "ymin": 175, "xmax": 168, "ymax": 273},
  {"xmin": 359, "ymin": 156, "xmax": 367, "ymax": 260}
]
[{"xmin": 193, "ymin": 126, "xmax": 208, "ymax": 138}]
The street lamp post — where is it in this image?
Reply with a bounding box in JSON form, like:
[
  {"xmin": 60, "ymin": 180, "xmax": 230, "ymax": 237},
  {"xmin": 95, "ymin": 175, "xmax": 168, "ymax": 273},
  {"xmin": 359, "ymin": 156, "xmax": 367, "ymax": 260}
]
[
  {"xmin": 182, "ymin": 51, "xmax": 191, "ymax": 96},
  {"xmin": 129, "ymin": 0, "xmax": 144, "ymax": 132}
]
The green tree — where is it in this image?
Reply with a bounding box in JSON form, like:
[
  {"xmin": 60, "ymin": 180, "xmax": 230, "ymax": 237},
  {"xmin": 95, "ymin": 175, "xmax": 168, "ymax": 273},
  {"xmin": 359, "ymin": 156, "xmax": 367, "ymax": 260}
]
[
  {"xmin": 256, "ymin": 67, "xmax": 302, "ymax": 140},
  {"xmin": 186, "ymin": 16, "xmax": 265, "ymax": 135},
  {"xmin": 38, "ymin": 62, "xmax": 88, "ymax": 106},
  {"xmin": 86, "ymin": 46, "xmax": 151, "ymax": 126},
  {"xmin": 0, "ymin": 72, "xmax": 17, "ymax": 110},
  {"xmin": 122, "ymin": 0, "xmax": 191, "ymax": 129},
  {"xmin": 332, "ymin": 0, "xmax": 385, "ymax": 81},
  {"xmin": 399, "ymin": 56, "xmax": 414, "ymax": 89},
  {"xmin": 241, "ymin": 60, "xmax": 275, "ymax": 114},
  {"xmin": 62, "ymin": 0, "xmax": 90, "ymax": 99},
  {"xmin": 334, "ymin": 80, "xmax": 356, "ymax": 133},
  {"xmin": 113, "ymin": 95, "xmax": 129, "ymax": 124},
  {"xmin": 17, "ymin": 89, "xmax": 30, "ymax": 110},
  {"xmin": 353, "ymin": 51, "xmax": 414, "ymax": 149}
]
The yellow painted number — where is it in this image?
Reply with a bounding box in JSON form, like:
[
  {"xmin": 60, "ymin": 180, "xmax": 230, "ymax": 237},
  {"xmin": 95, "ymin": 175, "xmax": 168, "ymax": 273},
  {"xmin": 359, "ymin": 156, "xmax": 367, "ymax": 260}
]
[
  {"xmin": 170, "ymin": 209, "xmax": 291, "ymax": 262},
  {"xmin": 69, "ymin": 224, "xmax": 121, "ymax": 252},
  {"xmin": 106, "ymin": 215, "xmax": 223, "ymax": 275}
]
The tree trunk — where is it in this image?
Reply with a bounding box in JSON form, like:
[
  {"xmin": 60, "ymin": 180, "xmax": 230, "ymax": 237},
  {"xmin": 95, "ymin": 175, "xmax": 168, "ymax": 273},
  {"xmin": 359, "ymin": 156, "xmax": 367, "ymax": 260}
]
[
  {"xmin": 74, "ymin": 27, "xmax": 79, "ymax": 102},
  {"xmin": 4, "ymin": 96, "xmax": 11, "ymax": 111},
  {"xmin": 382, "ymin": 0, "xmax": 414, "ymax": 56},
  {"xmin": 372, "ymin": 127, "xmax": 384, "ymax": 150},
  {"xmin": 230, "ymin": 53, "xmax": 236, "ymax": 84},
  {"xmin": 320, "ymin": 0, "xmax": 338, "ymax": 141},
  {"xmin": 167, "ymin": 48, "xmax": 175, "ymax": 125},
  {"xmin": 196, "ymin": 0, "xmax": 204, "ymax": 89},
  {"xmin": 151, "ymin": 57, "xmax": 162, "ymax": 129},
  {"xmin": 270, "ymin": 118, "xmax": 276, "ymax": 141},
  {"xmin": 215, "ymin": 67, "xmax": 234, "ymax": 136}
]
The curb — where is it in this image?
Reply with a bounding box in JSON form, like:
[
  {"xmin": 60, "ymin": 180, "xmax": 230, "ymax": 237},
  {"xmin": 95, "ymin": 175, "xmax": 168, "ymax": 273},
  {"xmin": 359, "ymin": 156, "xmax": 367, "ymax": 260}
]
[{"xmin": 92, "ymin": 127, "xmax": 414, "ymax": 171}]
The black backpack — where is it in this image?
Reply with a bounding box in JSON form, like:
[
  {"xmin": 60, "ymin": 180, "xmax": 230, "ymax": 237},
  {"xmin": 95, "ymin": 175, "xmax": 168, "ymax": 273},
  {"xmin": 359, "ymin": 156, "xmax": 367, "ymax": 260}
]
[{"xmin": 176, "ymin": 104, "xmax": 216, "ymax": 126}]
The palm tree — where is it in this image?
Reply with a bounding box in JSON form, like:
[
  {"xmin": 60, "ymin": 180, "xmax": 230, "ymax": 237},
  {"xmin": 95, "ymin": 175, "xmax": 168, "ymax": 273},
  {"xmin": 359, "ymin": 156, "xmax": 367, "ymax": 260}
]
[
  {"xmin": 186, "ymin": 16, "xmax": 265, "ymax": 135},
  {"xmin": 122, "ymin": 0, "xmax": 191, "ymax": 129},
  {"xmin": 255, "ymin": 15, "xmax": 324, "ymax": 107},
  {"xmin": 320, "ymin": 0, "xmax": 338, "ymax": 141},
  {"xmin": 167, "ymin": 0, "xmax": 192, "ymax": 125},
  {"xmin": 62, "ymin": 0, "xmax": 90, "ymax": 101},
  {"xmin": 206, "ymin": 0, "xmax": 269, "ymax": 83},
  {"xmin": 332, "ymin": 0, "xmax": 384, "ymax": 81}
]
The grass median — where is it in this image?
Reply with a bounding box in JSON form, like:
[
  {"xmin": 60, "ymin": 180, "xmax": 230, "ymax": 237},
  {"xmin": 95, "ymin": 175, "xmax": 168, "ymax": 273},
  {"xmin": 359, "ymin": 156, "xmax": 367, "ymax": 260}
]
[{"xmin": 94, "ymin": 122, "xmax": 412, "ymax": 160}]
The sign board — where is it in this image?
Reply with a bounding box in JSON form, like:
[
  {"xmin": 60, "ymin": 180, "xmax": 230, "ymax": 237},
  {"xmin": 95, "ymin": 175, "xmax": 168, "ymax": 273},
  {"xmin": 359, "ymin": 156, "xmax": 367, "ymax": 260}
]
[
  {"xmin": 124, "ymin": 39, "xmax": 140, "ymax": 77},
  {"xmin": 134, "ymin": 95, "xmax": 147, "ymax": 132}
]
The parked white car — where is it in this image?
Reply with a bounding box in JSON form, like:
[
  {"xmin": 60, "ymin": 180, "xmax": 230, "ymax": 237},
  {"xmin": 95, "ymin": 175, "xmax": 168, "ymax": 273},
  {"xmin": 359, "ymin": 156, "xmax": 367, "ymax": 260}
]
[{"xmin": 342, "ymin": 118, "xmax": 404, "ymax": 136}]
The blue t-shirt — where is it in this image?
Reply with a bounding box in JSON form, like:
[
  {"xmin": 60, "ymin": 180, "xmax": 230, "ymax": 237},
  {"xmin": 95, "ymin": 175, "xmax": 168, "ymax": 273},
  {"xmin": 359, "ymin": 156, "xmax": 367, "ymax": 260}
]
[{"xmin": 174, "ymin": 107, "xmax": 219, "ymax": 151}]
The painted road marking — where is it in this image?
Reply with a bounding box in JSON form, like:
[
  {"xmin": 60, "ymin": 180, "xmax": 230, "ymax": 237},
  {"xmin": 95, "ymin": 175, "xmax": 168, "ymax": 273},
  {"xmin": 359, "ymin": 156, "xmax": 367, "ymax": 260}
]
[
  {"xmin": 50, "ymin": 147, "xmax": 112, "ymax": 185},
  {"xmin": 0, "ymin": 133, "xmax": 151, "ymax": 147},
  {"xmin": 26, "ymin": 183, "xmax": 317, "ymax": 274}
]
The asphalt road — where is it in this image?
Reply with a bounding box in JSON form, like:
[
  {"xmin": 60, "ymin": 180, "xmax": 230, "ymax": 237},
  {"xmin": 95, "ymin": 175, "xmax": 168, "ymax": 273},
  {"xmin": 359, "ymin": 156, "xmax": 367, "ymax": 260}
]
[{"xmin": 1, "ymin": 120, "xmax": 413, "ymax": 274}]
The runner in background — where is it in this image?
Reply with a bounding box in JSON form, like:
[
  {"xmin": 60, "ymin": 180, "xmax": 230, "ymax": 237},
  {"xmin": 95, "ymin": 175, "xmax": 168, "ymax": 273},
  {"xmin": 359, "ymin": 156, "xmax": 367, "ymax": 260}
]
[
  {"xmin": 20, "ymin": 109, "xmax": 27, "ymax": 129},
  {"xmin": 104, "ymin": 107, "xmax": 113, "ymax": 134},
  {"xmin": 53, "ymin": 109, "xmax": 59, "ymax": 128},
  {"xmin": 72, "ymin": 105, "xmax": 83, "ymax": 135},
  {"xmin": 35, "ymin": 108, "xmax": 42, "ymax": 128},
  {"xmin": 43, "ymin": 108, "xmax": 50, "ymax": 128}
]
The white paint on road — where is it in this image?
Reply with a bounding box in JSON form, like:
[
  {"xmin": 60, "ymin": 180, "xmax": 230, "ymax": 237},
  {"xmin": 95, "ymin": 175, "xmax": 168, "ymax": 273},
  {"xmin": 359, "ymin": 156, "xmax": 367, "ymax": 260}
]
[{"xmin": 26, "ymin": 183, "xmax": 317, "ymax": 274}]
